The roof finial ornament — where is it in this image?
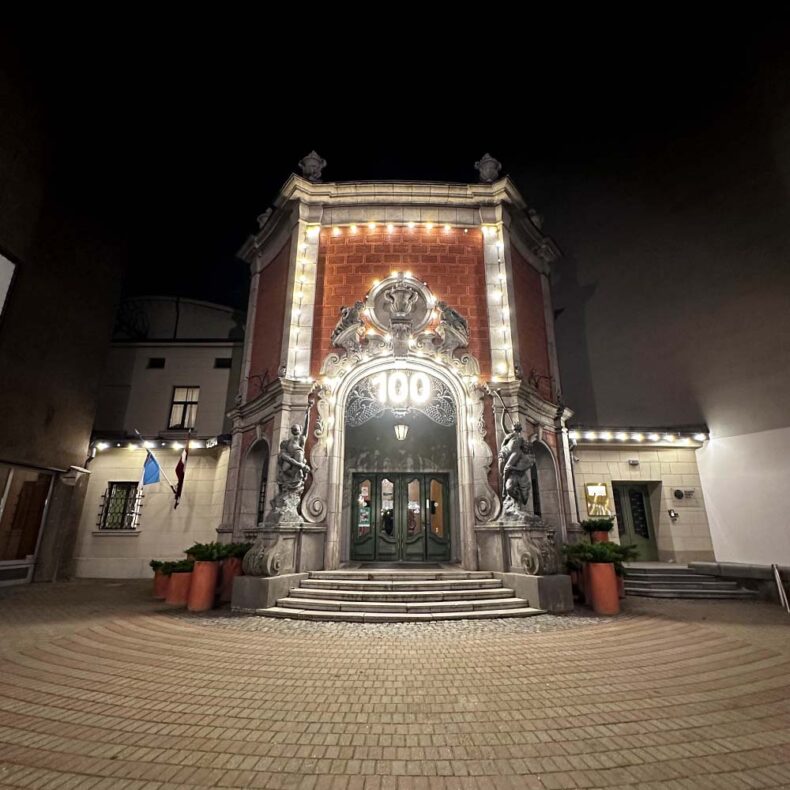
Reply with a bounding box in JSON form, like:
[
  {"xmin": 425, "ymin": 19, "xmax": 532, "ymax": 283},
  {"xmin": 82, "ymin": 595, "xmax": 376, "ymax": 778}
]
[
  {"xmin": 474, "ymin": 153, "xmax": 502, "ymax": 183},
  {"xmin": 298, "ymin": 151, "xmax": 327, "ymax": 182}
]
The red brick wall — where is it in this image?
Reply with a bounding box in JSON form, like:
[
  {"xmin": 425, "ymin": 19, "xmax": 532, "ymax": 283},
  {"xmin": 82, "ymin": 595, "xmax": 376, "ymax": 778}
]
[
  {"xmin": 511, "ymin": 247, "xmax": 553, "ymax": 400},
  {"xmin": 311, "ymin": 227, "xmax": 491, "ymax": 377},
  {"xmin": 248, "ymin": 240, "xmax": 290, "ymax": 396}
]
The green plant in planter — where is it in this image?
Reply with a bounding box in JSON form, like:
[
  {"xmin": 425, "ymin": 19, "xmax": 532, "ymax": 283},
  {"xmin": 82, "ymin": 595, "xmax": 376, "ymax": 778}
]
[
  {"xmin": 185, "ymin": 542, "xmax": 223, "ymax": 561},
  {"xmin": 580, "ymin": 517, "xmax": 615, "ymax": 534},
  {"xmin": 159, "ymin": 561, "xmax": 176, "ymax": 575},
  {"xmin": 229, "ymin": 542, "xmax": 252, "ymax": 559},
  {"xmin": 149, "ymin": 559, "xmax": 164, "ymax": 571},
  {"xmin": 562, "ymin": 542, "xmax": 592, "ymax": 571},
  {"xmin": 170, "ymin": 559, "xmax": 195, "ymax": 573}
]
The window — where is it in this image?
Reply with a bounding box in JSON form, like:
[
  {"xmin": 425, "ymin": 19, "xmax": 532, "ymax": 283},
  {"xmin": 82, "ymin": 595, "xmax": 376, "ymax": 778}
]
[
  {"xmin": 147, "ymin": 357, "xmax": 166, "ymax": 369},
  {"xmin": 214, "ymin": 357, "xmax": 232, "ymax": 369},
  {"xmin": 169, "ymin": 386, "xmax": 199, "ymax": 429},
  {"xmin": 99, "ymin": 482, "xmax": 141, "ymax": 530}
]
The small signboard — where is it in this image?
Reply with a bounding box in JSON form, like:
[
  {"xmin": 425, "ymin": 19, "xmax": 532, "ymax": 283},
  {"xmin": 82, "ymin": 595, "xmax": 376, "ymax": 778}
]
[{"xmin": 585, "ymin": 483, "xmax": 613, "ymax": 517}]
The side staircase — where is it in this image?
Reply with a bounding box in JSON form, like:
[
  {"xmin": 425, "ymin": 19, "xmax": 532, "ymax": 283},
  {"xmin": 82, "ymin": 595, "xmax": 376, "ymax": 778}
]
[
  {"xmin": 624, "ymin": 565, "xmax": 760, "ymax": 599},
  {"xmin": 258, "ymin": 569, "xmax": 545, "ymax": 622}
]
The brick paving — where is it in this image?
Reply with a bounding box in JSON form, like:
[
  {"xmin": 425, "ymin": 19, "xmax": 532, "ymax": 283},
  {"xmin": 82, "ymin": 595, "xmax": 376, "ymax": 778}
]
[{"xmin": 0, "ymin": 580, "xmax": 789, "ymax": 789}]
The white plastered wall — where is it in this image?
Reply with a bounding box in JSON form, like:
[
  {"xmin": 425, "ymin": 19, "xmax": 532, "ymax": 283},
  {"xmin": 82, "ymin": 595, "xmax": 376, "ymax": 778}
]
[
  {"xmin": 73, "ymin": 447, "xmax": 229, "ymax": 578},
  {"xmin": 697, "ymin": 427, "xmax": 790, "ymax": 566}
]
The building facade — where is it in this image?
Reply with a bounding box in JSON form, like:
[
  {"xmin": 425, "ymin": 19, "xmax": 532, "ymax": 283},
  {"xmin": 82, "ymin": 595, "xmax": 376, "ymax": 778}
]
[
  {"xmin": 0, "ymin": 51, "xmax": 126, "ymax": 586},
  {"xmin": 72, "ymin": 297, "xmax": 243, "ymax": 578},
  {"xmin": 220, "ymin": 160, "xmax": 583, "ymax": 572}
]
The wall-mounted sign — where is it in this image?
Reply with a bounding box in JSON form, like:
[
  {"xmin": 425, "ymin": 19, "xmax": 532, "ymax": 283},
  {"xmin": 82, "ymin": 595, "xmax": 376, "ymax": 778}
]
[
  {"xmin": 584, "ymin": 483, "xmax": 613, "ymax": 517},
  {"xmin": 0, "ymin": 252, "xmax": 15, "ymax": 321}
]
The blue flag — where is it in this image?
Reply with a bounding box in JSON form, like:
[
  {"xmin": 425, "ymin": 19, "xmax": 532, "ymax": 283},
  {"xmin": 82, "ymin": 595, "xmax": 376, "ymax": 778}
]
[{"xmin": 142, "ymin": 451, "xmax": 161, "ymax": 485}]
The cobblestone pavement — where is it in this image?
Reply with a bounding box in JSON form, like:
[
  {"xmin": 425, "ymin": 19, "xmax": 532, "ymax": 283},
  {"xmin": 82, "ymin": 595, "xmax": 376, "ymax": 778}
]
[{"xmin": 0, "ymin": 580, "xmax": 789, "ymax": 789}]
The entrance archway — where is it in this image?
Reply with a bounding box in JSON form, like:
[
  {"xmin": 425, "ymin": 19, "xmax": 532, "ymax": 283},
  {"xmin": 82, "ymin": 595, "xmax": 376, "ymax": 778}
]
[
  {"xmin": 303, "ymin": 355, "xmax": 498, "ymax": 570},
  {"xmin": 344, "ymin": 405, "xmax": 457, "ymax": 563}
]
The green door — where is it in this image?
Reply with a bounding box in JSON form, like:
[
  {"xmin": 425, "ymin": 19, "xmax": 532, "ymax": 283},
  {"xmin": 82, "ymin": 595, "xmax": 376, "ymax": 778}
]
[
  {"xmin": 613, "ymin": 483, "xmax": 658, "ymax": 561},
  {"xmin": 351, "ymin": 473, "xmax": 450, "ymax": 562}
]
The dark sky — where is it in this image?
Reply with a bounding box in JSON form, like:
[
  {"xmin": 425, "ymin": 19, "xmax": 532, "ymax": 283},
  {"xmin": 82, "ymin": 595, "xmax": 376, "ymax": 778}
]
[{"xmin": 7, "ymin": 19, "xmax": 788, "ymax": 311}]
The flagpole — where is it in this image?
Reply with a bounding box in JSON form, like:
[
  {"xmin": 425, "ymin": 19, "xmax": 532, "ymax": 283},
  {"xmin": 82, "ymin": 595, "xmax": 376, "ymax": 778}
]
[{"xmin": 133, "ymin": 430, "xmax": 178, "ymax": 494}]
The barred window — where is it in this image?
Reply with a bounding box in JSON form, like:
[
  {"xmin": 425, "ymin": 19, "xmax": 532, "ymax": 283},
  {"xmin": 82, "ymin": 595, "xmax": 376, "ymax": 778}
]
[
  {"xmin": 99, "ymin": 482, "xmax": 141, "ymax": 530},
  {"xmin": 168, "ymin": 386, "xmax": 199, "ymax": 429}
]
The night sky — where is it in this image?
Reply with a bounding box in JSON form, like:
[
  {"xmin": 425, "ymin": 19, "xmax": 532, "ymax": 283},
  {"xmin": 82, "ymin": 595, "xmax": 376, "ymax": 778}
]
[{"xmin": 5, "ymin": 21, "xmax": 785, "ymax": 309}]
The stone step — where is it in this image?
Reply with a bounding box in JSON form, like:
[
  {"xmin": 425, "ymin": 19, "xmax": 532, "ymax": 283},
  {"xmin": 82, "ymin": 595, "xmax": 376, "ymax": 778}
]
[
  {"xmin": 276, "ymin": 596, "xmax": 528, "ymax": 614},
  {"xmin": 623, "ymin": 579, "xmax": 742, "ymax": 590},
  {"xmin": 253, "ymin": 606, "xmax": 545, "ymax": 623},
  {"xmin": 625, "ymin": 586, "xmax": 760, "ymax": 599},
  {"xmin": 300, "ymin": 578, "xmax": 503, "ymax": 592},
  {"xmin": 624, "ymin": 574, "xmax": 702, "ymax": 583},
  {"xmin": 310, "ymin": 571, "xmax": 494, "ymax": 582},
  {"xmin": 288, "ymin": 587, "xmax": 513, "ymax": 603}
]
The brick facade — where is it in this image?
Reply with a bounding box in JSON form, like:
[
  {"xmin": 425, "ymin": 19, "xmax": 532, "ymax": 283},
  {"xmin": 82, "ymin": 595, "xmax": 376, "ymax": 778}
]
[
  {"xmin": 248, "ymin": 240, "xmax": 290, "ymax": 389},
  {"xmin": 310, "ymin": 227, "xmax": 492, "ymax": 377},
  {"xmin": 511, "ymin": 246, "xmax": 553, "ymax": 400}
]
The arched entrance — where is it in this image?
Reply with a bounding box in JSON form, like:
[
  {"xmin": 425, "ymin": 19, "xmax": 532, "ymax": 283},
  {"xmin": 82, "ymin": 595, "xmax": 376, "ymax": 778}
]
[
  {"xmin": 301, "ymin": 273, "xmax": 500, "ymax": 570},
  {"xmin": 343, "ymin": 372, "xmax": 458, "ymax": 563}
]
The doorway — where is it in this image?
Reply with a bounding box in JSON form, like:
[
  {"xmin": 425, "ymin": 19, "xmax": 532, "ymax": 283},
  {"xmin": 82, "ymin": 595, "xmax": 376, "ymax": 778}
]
[
  {"xmin": 613, "ymin": 483, "xmax": 658, "ymax": 561},
  {"xmin": 351, "ymin": 473, "xmax": 450, "ymax": 562}
]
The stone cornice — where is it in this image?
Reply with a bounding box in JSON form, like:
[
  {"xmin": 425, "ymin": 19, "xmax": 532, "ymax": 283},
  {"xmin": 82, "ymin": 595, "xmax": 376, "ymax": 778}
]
[
  {"xmin": 229, "ymin": 377, "xmax": 313, "ymax": 430},
  {"xmin": 241, "ymin": 174, "xmax": 562, "ymax": 271}
]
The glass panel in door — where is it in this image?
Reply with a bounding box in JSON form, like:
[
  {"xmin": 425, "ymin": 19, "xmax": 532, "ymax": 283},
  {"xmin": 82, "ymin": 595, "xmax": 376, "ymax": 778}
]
[
  {"xmin": 426, "ymin": 476, "xmax": 451, "ymax": 561},
  {"xmin": 376, "ymin": 477, "xmax": 398, "ymax": 561},
  {"xmin": 402, "ymin": 477, "xmax": 425, "ymax": 562},
  {"xmin": 350, "ymin": 476, "xmax": 375, "ymax": 561}
]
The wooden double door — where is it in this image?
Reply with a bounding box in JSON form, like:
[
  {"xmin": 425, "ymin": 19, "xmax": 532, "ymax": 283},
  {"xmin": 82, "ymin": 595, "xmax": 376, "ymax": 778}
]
[{"xmin": 350, "ymin": 473, "xmax": 451, "ymax": 562}]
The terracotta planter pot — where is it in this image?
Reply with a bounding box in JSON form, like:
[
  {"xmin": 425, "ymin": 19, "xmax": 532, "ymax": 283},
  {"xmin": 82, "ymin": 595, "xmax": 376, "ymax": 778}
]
[
  {"xmin": 617, "ymin": 575, "xmax": 626, "ymax": 599},
  {"xmin": 188, "ymin": 561, "xmax": 219, "ymax": 612},
  {"xmin": 153, "ymin": 570, "xmax": 169, "ymax": 599},
  {"xmin": 165, "ymin": 572, "xmax": 192, "ymax": 606},
  {"xmin": 587, "ymin": 562, "xmax": 620, "ymax": 615},
  {"xmin": 590, "ymin": 530, "xmax": 612, "ymax": 544},
  {"xmin": 219, "ymin": 557, "xmax": 242, "ymax": 603},
  {"xmin": 581, "ymin": 562, "xmax": 590, "ymax": 604}
]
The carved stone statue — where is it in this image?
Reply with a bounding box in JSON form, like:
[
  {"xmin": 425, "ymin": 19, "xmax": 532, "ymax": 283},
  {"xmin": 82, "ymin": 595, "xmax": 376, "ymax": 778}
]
[
  {"xmin": 330, "ymin": 300, "xmax": 365, "ymax": 352},
  {"xmin": 498, "ymin": 415, "xmax": 536, "ymax": 518},
  {"xmin": 243, "ymin": 401, "xmax": 314, "ymax": 577},
  {"xmin": 298, "ymin": 151, "xmax": 327, "ymax": 182},
  {"xmin": 435, "ymin": 300, "xmax": 469, "ymax": 355},
  {"xmin": 474, "ymin": 153, "xmax": 502, "ymax": 183}
]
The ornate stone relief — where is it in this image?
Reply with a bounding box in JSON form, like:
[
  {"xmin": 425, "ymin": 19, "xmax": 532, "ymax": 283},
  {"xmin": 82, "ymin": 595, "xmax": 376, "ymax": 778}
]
[{"xmin": 302, "ymin": 274, "xmax": 500, "ymax": 525}]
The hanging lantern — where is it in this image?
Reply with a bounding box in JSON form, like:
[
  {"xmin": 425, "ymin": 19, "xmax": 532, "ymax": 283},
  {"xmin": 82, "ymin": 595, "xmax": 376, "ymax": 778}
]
[{"xmin": 394, "ymin": 424, "xmax": 409, "ymax": 441}]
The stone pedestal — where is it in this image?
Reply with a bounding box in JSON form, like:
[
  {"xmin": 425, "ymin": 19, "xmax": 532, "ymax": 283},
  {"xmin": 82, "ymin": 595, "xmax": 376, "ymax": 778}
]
[
  {"xmin": 232, "ymin": 573, "xmax": 309, "ymax": 612},
  {"xmin": 242, "ymin": 523, "xmax": 327, "ymax": 577},
  {"xmin": 474, "ymin": 518, "xmax": 560, "ymax": 575},
  {"xmin": 492, "ymin": 572, "xmax": 573, "ymax": 613}
]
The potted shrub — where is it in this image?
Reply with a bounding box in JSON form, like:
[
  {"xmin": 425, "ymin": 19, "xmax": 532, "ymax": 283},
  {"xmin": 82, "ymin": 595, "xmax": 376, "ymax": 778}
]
[
  {"xmin": 187, "ymin": 542, "xmax": 222, "ymax": 612},
  {"xmin": 165, "ymin": 559, "xmax": 194, "ymax": 606},
  {"xmin": 584, "ymin": 542, "xmax": 624, "ymax": 615},
  {"xmin": 150, "ymin": 560, "xmax": 169, "ymax": 599},
  {"xmin": 581, "ymin": 517, "xmax": 615, "ymax": 544},
  {"xmin": 562, "ymin": 543, "xmax": 591, "ymax": 603},
  {"xmin": 613, "ymin": 543, "xmax": 638, "ymax": 598},
  {"xmin": 219, "ymin": 542, "xmax": 251, "ymax": 604}
]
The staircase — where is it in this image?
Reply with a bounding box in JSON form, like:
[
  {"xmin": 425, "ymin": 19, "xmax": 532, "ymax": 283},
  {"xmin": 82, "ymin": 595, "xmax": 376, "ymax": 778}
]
[
  {"xmin": 624, "ymin": 565, "xmax": 760, "ymax": 599},
  {"xmin": 257, "ymin": 569, "xmax": 545, "ymax": 622}
]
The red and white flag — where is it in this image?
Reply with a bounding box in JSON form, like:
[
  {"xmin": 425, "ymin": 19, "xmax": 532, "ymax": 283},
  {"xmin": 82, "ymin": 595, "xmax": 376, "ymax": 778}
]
[{"xmin": 174, "ymin": 442, "xmax": 189, "ymax": 509}]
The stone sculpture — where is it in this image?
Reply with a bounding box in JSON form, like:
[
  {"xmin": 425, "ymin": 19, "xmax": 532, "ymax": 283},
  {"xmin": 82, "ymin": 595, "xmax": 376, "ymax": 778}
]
[
  {"xmin": 298, "ymin": 151, "xmax": 327, "ymax": 182},
  {"xmin": 474, "ymin": 153, "xmax": 502, "ymax": 183}
]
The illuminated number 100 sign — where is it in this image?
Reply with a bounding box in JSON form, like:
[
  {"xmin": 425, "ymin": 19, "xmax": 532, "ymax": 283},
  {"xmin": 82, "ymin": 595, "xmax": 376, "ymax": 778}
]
[{"xmin": 370, "ymin": 371, "xmax": 431, "ymax": 406}]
